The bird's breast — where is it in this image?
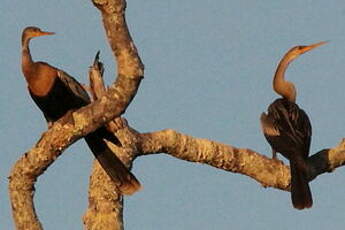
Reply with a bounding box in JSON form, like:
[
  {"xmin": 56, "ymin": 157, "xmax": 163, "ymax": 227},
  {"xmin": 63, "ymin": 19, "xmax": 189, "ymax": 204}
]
[
  {"xmin": 25, "ymin": 63, "xmax": 57, "ymax": 97},
  {"xmin": 29, "ymin": 77, "xmax": 89, "ymax": 122}
]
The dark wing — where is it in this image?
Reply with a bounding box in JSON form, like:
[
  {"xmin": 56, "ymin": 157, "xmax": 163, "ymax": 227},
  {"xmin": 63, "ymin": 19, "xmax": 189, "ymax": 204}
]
[
  {"xmin": 288, "ymin": 103, "xmax": 312, "ymax": 154},
  {"xmin": 261, "ymin": 98, "xmax": 312, "ymax": 158},
  {"xmin": 29, "ymin": 64, "xmax": 90, "ymax": 122},
  {"xmin": 57, "ymin": 69, "xmax": 141, "ymax": 194},
  {"xmin": 57, "ymin": 69, "xmax": 91, "ymax": 104}
]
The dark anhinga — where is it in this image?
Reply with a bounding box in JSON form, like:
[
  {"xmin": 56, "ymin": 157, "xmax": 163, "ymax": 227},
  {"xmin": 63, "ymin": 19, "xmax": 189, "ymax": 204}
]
[
  {"xmin": 21, "ymin": 26, "xmax": 141, "ymax": 195},
  {"xmin": 260, "ymin": 41, "xmax": 326, "ymax": 209}
]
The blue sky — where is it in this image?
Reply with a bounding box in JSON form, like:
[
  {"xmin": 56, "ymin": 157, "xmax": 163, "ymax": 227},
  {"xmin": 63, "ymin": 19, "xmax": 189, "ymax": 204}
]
[{"xmin": 1, "ymin": 1, "xmax": 345, "ymax": 229}]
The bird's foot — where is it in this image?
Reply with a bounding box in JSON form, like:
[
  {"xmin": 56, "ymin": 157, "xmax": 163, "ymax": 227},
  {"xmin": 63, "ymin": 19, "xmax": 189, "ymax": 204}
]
[{"xmin": 271, "ymin": 150, "xmax": 283, "ymax": 164}]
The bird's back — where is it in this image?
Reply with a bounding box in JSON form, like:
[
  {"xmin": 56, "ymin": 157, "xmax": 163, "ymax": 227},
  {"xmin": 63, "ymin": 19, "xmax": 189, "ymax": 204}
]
[
  {"xmin": 261, "ymin": 98, "xmax": 312, "ymax": 160},
  {"xmin": 29, "ymin": 66, "xmax": 90, "ymax": 123}
]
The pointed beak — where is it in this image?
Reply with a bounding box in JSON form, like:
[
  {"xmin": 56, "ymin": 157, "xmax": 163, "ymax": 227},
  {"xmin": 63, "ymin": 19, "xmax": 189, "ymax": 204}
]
[
  {"xmin": 301, "ymin": 41, "xmax": 328, "ymax": 54},
  {"xmin": 40, "ymin": 31, "xmax": 55, "ymax": 36}
]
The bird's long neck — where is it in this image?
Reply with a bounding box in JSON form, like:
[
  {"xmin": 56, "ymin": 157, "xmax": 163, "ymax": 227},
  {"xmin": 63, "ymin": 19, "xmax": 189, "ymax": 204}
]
[
  {"xmin": 21, "ymin": 35, "xmax": 58, "ymax": 96},
  {"xmin": 273, "ymin": 55, "xmax": 296, "ymax": 103},
  {"xmin": 21, "ymin": 37, "xmax": 35, "ymax": 81}
]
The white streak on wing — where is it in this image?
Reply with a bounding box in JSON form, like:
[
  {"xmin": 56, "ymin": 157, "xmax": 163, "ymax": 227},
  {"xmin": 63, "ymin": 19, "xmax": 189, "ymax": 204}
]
[{"xmin": 260, "ymin": 113, "xmax": 280, "ymax": 136}]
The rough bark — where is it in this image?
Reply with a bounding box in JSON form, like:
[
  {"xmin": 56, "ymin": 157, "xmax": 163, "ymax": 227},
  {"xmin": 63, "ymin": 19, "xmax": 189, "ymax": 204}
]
[
  {"xmin": 138, "ymin": 131, "xmax": 345, "ymax": 191},
  {"xmin": 83, "ymin": 161, "xmax": 124, "ymax": 230},
  {"xmin": 8, "ymin": 0, "xmax": 345, "ymax": 229},
  {"xmin": 85, "ymin": 53, "xmax": 345, "ymax": 227},
  {"xmin": 82, "ymin": 117, "xmax": 140, "ymax": 230},
  {"xmin": 83, "ymin": 52, "xmax": 138, "ymax": 230},
  {"xmin": 8, "ymin": 0, "xmax": 143, "ymax": 229}
]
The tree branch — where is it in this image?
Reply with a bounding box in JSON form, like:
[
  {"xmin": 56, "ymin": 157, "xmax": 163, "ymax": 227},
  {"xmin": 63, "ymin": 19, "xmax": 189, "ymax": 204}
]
[
  {"xmin": 82, "ymin": 113, "xmax": 345, "ymax": 196},
  {"xmin": 9, "ymin": 0, "xmax": 345, "ymax": 229},
  {"xmin": 9, "ymin": 0, "xmax": 144, "ymax": 229},
  {"xmin": 83, "ymin": 117, "xmax": 140, "ymax": 230},
  {"xmin": 92, "ymin": 0, "xmax": 144, "ymax": 78},
  {"xmin": 83, "ymin": 160, "xmax": 124, "ymax": 230},
  {"xmin": 83, "ymin": 51, "xmax": 139, "ymax": 230},
  {"xmin": 137, "ymin": 130, "xmax": 345, "ymax": 191}
]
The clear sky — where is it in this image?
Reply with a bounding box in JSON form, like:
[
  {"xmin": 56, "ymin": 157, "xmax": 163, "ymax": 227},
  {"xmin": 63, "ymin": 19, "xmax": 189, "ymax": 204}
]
[{"xmin": 1, "ymin": 1, "xmax": 345, "ymax": 229}]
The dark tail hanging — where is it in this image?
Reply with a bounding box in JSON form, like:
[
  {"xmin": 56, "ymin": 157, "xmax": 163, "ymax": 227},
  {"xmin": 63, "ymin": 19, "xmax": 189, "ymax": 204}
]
[
  {"xmin": 84, "ymin": 127, "xmax": 141, "ymax": 195},
  {"xmin": 290, "ymin": 160, "xmax": 313, "ymax": 209}
]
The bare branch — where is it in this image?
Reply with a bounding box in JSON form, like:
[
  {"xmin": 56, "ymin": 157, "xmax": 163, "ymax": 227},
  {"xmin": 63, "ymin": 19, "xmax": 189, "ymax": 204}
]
[
  {"xmin": 89, "ymin": 51, "xmax": 106, "ymax": 100},
  {"xmin": 9, "ymin": 0, "xmax": 144, "ymax": 229},
  {"xmin": 92, "ymin": 0, "xmax": 144, "ymax": 78},
  {"xmin": 83, "ymin": 51, "xmax": 136, "ymax": 230},
  {"xmin": 83, "ymin": 118, "xmax": 139, "ymax": 230},
  {"xmin": 83, "ymin": 161, "xmax": 124, "ymax": 230},
  {"xmin": 138, "ymin": 129, "xmax": 292, "ymax": 190},
  {"xmin": 138, "ymin": 130, "xmax": 345, "ymax": 191},
  {"xmin": 84, "ymin": 53, "xmax": 345, "ymax": 226},
  {"xmin": 8, "ymin": 120, "xmax": 80, "ymax": 230},
  {"xmin": 10, "ymin": 0, "xmax": 344, "ymax": 229}
]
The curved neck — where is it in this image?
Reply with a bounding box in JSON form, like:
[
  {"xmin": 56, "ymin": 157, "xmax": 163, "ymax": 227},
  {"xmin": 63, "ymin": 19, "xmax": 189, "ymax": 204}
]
[
  {"xmin": 273, "ymin": 55, "xmax": 296, "ymax": 103},
  {"xmin": 22, "ymin": 36, "xmax": 34, "ymax": 80}
]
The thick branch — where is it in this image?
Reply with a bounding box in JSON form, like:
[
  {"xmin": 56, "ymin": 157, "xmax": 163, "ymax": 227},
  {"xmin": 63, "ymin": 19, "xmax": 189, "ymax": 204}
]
[
  {"xmin": 83, "ymin": 52, "xmax": 139, "ymax": 230},
  {"xmin": 83, "ymin": 119, "xmax": 139, "ymax": 230},
  {"xmin": 9, "ymin": 0, "xmax": 144, "ymax": 229},
  {"xmin": 83, "ymin": 161, "xmax": 124, "ymax": 230},
  {"xmin": 92, "ymin": 0, "xmax": 144, "ymax": 78},
  {"xmin": 138, "ymin": 130, "xmax": 345, "ymax": 191},
  {"xmin": 10, "ymin": 0, "xmax": 343, "ymax": 229},
  {"xmin": 8, "ymin": 121, "xmax": 80, "ymax": 230},
  {"xmin": 138, "ymin": 130, "xmax": 290, "ymax": 190}
]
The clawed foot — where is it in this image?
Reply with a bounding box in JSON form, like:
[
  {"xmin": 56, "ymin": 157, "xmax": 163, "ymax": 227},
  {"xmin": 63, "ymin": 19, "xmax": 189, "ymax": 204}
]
[{"xmin": 271, "ymin": 149, "xmax": 283, "ymax": 164}]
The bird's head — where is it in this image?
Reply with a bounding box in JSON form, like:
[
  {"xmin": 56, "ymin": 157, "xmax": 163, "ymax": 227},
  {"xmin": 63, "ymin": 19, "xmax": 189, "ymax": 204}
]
[
  {"xmin": 285, "ymin": 41, "xmax": 327, "ymax": 62},
  {"xmin": 22, "ymin": 26, "xmax": 55, "ymax": 43}
]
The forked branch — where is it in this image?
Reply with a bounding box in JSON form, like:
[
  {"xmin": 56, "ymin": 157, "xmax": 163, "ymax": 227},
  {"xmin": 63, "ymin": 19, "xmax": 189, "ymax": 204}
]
[
  {"xmin": 9, "ymin": 0, "xmax": 144, "ymax": 229},
  {"xmin": 9, "ymin": 0, "xmax": 345, "ymax": 230}
]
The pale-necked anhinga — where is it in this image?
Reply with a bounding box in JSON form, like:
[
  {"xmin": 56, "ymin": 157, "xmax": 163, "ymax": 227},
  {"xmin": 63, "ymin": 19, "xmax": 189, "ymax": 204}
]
[
  {"xmin": 260, "ymin": 41, "xmax": 326, "ymax": 209},
  {"xmin": 21, "ymin": 26, "xmax": 141, "ymax": 195}
]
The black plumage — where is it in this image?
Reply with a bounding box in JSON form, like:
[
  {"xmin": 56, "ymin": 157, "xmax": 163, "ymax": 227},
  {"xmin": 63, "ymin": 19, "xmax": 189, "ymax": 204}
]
[{"xmin": 261, "ymin": 98, "xmax": 312, "ymax": 209}]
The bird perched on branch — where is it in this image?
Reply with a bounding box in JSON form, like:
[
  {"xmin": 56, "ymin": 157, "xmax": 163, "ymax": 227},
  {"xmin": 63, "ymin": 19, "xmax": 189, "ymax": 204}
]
[
  {"xmin": 260, "ymin": 41, "xmax": 326, "ymax": 209},
  {"xmin": 21, "ymin": 26, "xmax": 141, "ymax": 195}
]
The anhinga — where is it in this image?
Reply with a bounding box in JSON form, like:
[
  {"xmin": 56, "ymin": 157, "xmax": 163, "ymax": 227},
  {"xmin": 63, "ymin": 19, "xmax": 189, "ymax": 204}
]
[
  {"xmin": 21, "ymin": 26, "xmax": 141, "ymax": 195},
  {"xmin": 260, "ymin": 41, "xmax": 326, "ymax": 209}
]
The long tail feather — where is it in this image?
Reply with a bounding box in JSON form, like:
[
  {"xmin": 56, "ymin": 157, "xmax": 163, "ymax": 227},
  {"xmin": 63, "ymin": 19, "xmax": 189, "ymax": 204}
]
[
  {"xmin": 84, "ymin": 127, "xmax": 141, "ymax": 195},
  {"xmin": 290, "ymin": 160, "xmax": 312, "ymax": 209}
]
